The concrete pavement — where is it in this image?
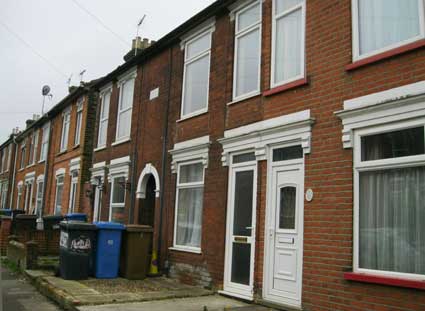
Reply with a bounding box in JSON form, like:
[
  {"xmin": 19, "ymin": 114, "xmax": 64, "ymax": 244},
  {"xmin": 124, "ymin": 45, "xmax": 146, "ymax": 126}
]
[
  {"xmin": 0, "ymin": 262, "xmax": 61, "ymax": 311},
  {"xmin": 77, "ymin": 295, "xmax": 251, "ymax": 311}
]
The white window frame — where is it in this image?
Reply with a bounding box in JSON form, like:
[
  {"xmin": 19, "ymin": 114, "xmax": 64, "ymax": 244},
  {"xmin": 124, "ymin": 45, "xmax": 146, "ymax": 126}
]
[
  {"xmin": 60, "ymin": 109, "xmax": 71, "ymax": 152},
  {"xmin": 0, "ymin": 149, "xmax": 5, "ymax": 173},
  {"xmin": 35, "ymin": 177, "xmax": 44, "ymax": 217},
  {"xmin": 115, "ymin": 74, "xmax": 135, "ymax": 143},
  {"xmin": 109, "ymin": 174, "xmax": 127, "ymax": 222},
  {"xmin": 24, "ymin": 180, "xmax": 34, "ymax": 213},
  {"xmin": 180, "ymin": 29, "xmax": 213, "ymax": 120},
  {"xmin": 97, "ymin": 89, "xmax": 111, "ymax": 148},
  {"xmin": 29, "ymin": 131, "xmax": 39, "ymax": 166},
  {"xmin": 39, "ymin": 123, "xmax": 50, "ymax": 163},
  {"xmin": 54, "ymin": 174, "xmax": 65, "ymax": 215},
  {"xmin": 16, "ymin": 182, "xmax": 23, "ymax": 209},
  {"xmin": 172, "ymin": 160, "xmax": 205, "ymax": 253},
  {"xmin": 68, "ymin": 173, "xmax": 78, "ymax": 214},
  {"xmin": 1, "ymin": 182, "xmax": 7, "ymax": 209},
  {"xmin": 20, "ymin": 142, "xmax": 26, "ymax": 169},
  {"xmin": 351, "ymin": 0, "xmax": 425, "ymax": 62},
  {"xmin": 7, "ymin": 143, "xmax": 12, "ymax": 171},
  {"xmin": 74, "ymin": 100, "xmax": 83, "ymax": 146},
  {"xmin": 232, "ymin": 0, "xmax": 262, "ymax": 102},
  {"xmin": 271, "ymin": 0, "xmax": 306, "ymax": 88},
  {"xmin": 353, "ymin": 118, "xmax": 425, "ymax": 281}
]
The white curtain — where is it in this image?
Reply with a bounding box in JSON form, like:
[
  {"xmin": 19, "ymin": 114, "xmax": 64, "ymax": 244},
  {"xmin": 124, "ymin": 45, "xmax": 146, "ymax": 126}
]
[
  {"xmin": 358, "ymin": 0, "xmax": 420, "ymax": 55},
  {"xmin": 359, "ymin": 167, "xmax": 425, "ymax": 275},
  {"xmin": 176, "ymin": 187, "xmax": 203, "ymax": 248},
  {"xmin": 275, "ymin": 8, "xmax": 302, "ymax": 83}
]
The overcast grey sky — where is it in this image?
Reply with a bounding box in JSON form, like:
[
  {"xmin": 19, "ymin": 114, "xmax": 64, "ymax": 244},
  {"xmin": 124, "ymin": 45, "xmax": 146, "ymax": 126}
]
[{"xmin": 0, "ymin": 0, "xmax": 213, "ymax": 142}]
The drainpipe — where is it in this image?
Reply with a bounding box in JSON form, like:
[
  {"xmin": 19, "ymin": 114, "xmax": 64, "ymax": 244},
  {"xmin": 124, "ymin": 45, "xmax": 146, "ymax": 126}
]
[
  {"xmin": 10, "ymin": 136, "xmax": 18, "ymax": 210},
  {"xmin": 157, "ymin": 46, "xmax": 173, "ymax": 270},
  {"xmin": 129, "ymin": 66, "xmax": 145, "ymax": 224}
]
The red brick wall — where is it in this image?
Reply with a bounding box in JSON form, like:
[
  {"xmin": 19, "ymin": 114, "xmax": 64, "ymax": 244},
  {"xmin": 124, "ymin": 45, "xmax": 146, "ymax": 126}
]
[
  {"xmin": 0, "ymin": 217, "xmax": 12, "ymax": 255},
  {"xmin": 155, "ymin": 1, "xmax": 425, "ymax": 310}
]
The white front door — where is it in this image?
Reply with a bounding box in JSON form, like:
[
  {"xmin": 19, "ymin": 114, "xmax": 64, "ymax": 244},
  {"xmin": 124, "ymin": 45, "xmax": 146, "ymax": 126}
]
[
  {"xmin": 264, "ymin": 146, "xmax": 304, "ymax": 308},
  {"xmin": 223, "ymin": 153, "xmax": 257, "ymax": 300}
]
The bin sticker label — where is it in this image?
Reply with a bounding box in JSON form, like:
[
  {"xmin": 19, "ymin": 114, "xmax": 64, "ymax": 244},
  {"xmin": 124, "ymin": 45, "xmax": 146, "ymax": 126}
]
[
  {"xmin": 60, "ymin": 232, "xmax": 68, "ymax": 248},
  {"xmin": 70, "ymin": 236, "xmax": 92, "ymax": 252},
  {"xmin": 107, "ymin": 240, "xmax": 114, "ymax": 246}
]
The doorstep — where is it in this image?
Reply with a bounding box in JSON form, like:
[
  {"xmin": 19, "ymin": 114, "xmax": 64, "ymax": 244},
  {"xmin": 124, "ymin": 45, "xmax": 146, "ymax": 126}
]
[{"xmin": 24, "ymin": 269, "xmax": 213, "ymax": 311}]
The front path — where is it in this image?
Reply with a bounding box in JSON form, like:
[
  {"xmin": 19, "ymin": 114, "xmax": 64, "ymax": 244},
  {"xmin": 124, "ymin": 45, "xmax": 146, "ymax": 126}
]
[{"xmin": 0, "ymin": 263, "xmax": 61, "ymax": 311}]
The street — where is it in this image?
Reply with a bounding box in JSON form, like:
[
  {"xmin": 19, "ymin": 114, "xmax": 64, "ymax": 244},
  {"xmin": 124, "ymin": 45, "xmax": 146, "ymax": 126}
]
[{"xmin": 0, "ymin": 263, "xmax": 61, "ymax": 311}]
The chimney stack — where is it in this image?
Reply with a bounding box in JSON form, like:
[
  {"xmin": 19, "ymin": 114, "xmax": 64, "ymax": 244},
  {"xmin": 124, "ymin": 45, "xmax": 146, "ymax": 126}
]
[{"xmin": 123, "ymin": 37, "xmax": 154, "ymax": 62}]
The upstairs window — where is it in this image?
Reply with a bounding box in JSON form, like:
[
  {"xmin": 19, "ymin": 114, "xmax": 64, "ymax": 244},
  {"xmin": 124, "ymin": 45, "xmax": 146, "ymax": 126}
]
[
  {"xmin": 74, "ymin": 100, "xmax": 83, "ymax": 146},
  {"xmin": 29, "ymin": 131, "xmax": 39, "ymax": 165},
  {"xmin": 116, "ymin": 78, "xmax": 134, "ymax": 141},
  {"xmin": 233, "ymin": 1, "xmax": 262, "ymax": 100},
  {"xmin": 0, "ymin": 149, "xmax": 5, "ymax": 172},
  {"xmin": 60, "ymin": 110, "xmax": 71, "ymax": 152},
  {"xmin": 7, "ymin": 144, "xmax": 12, "ymax": 170},
  {"xmin": 97, "ymin": 90, "xmax": 111, "ymax": 148},
  {"xmin": 272, "ymin": 0, "xmax": 306, "ymax": 87},
  {"xmin": 352, "ymin": 0, "xmax": 425, "ymax": 60},
  {"xmin": 40, "ymin": 124, "xmax": 50, "ymax": 162},
  {"xmin": 20, "ymin": 142, "xmax": 26, "ymax": 169},
  {"xmin": 181, "ymin": 30, "xmax": 212, "ymax": 118}
]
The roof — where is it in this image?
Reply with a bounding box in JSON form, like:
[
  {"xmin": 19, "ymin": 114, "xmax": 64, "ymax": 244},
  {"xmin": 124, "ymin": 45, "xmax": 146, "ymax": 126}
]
[
  {"xmin": 14, "ymin": 81, "xmax": 98, "ymax": 142},
  {"xmin": 93, "ymin": 0, "xmax": 234, "ymax": 90}
]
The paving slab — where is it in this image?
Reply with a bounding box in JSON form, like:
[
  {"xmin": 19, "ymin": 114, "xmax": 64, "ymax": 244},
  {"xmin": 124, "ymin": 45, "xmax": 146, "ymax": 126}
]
[{"xmin": 77, "ymin": 295, "xmax": 249, "ymax": 311}]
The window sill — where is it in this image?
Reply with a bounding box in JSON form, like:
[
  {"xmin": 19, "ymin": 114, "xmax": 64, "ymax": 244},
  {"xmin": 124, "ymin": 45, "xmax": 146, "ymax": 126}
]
[
  {"xmin": 26, "ymin": 164, "xmax": 35, "ymax": 169},
  {"xmin": 38, "ymin": 160, "xmax": 46, "ymax": 164},
  {"xmin": 112, "ymin": 138, "xmax": 130, "ymax": 147},
  {"xmin": 73, "ymin": 144, "xmax": 80, "ymax": 150},
  {"xmin": 344, "ymin": 272, "xmax": 425, "ymax": 290},
  {"xmin": 177, "ymin": 110, "xmax": 208, "ymax": 123},
  {"xmin": 169, "ymin": 246, "xmax": 202, "ymax": 254},
  {"xmin": 57, "ymin": 150, "xmax": 67, "ymax": 156},
  {"xmin": 263, "ymin": 78, "xmax": 308, "ymax": 97},
  {"xmin": 346, "ymin": 39, "xmax": 425, "ymax": 71},
  {"xmin": 94, "ymin": 146, "xmax": 107, "ymax": 153},
  {"xmin": 227, "ymin": 92, "xmax": 261, "ymax": 106}
]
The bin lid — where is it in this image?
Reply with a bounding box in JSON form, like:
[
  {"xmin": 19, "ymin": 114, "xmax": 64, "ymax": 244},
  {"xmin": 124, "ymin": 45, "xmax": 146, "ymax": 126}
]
[
  {"xmin": 65, "ymin": 213, "xmax": 87, "ymax": 217},
  {"xmin": 94, "ymin": 222, "xmax": 125, "ymax": 230},
  {"xmin": 60, "ymin": 221, "xmax": 97, "ymax": 231},
  {"xmin": 126, "ymin": 225, "xmax": 154, "ymax": 233},
  {"xmin": 16, "ymin": 214, "xmax": 37, "ymax": 220},
  {"xmin": 43, "ymin": 215, "xmax": 64, "ymax": 220}
]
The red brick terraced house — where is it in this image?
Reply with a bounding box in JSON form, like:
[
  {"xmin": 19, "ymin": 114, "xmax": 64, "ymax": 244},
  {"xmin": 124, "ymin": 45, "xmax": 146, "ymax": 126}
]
[
  {"xmin": 43, "ymin": 85, "xmax": 97, "ymax": 218},
  {"xmin": 0, "ymin": 0, "xmax": 423, "ymax": 310},
  {"xmin": 11, "ymin": 115, "xmax": 50, "ymax": 217},
  {"xmin": 0, "ymin": 131, "xmax": 18, "ymax": 210}
]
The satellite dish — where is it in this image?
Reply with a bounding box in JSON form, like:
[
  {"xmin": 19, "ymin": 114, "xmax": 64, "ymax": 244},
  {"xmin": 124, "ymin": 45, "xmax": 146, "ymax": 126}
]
[{"xmin": 42, "ymin": 85, "xmax": 51, "ymax": 96}]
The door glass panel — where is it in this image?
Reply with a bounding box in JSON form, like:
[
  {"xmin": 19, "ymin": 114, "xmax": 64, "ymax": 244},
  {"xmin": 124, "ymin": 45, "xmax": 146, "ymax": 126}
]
[
  {"xmin": 361, "ymin": 127, "xmax": 425, "ymax": 161},
  {"xmin": 231, "ymin": 242, "xmax": 251, "ymax": 285},
  {"xmin": 273, "ymin": 145, "xmax": 303, "ymax": 162},
  {"xmin": 233, "ymin": 170, "xmax": 254, "ymax": 236},
  {"xmin": 279, "ymin": 186, "xmax": 296, "ymax": 230}
]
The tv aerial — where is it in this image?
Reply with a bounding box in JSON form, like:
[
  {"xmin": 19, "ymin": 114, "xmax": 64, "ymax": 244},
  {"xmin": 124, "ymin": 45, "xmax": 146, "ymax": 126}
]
[{"xmin": 41, "ymin": 85, "xmax": 52, "ymax": 115}]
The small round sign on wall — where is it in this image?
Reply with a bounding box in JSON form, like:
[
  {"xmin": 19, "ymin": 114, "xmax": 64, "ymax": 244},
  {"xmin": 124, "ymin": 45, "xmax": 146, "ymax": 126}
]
[{"xmin": 305, "ymin": 188, "xmax": 314, "ymax": 202}]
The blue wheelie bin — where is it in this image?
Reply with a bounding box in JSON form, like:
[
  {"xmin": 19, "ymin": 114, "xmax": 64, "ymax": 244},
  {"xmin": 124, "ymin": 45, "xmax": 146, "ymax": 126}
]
[
  {"xmin": 64, "ymin": 213, "xmax": 87, "ymax": 222},
  {"xmin": 0, "ymin": 209, "xmax": 12, "ymax": 217},
  {"xmin": 94, "ymin": 222, "xmax": 125, "ymax": 278}
]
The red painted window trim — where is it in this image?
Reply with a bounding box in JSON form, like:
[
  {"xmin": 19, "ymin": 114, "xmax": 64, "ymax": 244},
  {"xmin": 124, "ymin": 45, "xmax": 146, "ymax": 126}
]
[
  {"xmin": 344, "ymin": 272, "xmax": 425, "ymax": 290},
  {"xmin": 263, "ymin": 78, "xmax": 308, "ymax": 97},
  {"xmin": 346, "ymin": 39, "xmax": 425, "ymax": 71}
]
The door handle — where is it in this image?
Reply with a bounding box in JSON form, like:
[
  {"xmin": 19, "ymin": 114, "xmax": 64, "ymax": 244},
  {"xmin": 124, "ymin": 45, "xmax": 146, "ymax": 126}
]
[{"xmin": 269, "ymin": 228, "xmax": 274, "ymax": 238}]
